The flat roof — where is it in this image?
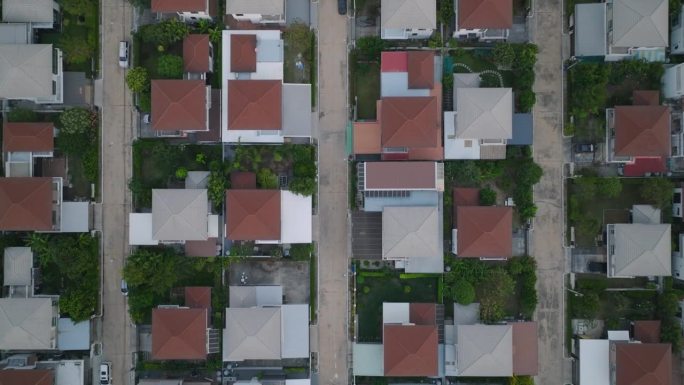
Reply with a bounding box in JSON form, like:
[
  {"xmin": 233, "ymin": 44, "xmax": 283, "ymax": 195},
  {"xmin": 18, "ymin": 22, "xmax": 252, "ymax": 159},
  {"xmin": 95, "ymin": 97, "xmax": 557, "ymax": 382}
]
[
  {"xmin": 574, "ymin": 3, "xmax": 607, "ymax": 56},
  {"xmin": 365, "ymin": 162, "xmax": 437, "ymax": 190},
  {"xmin": 57, "ymin": 318, "xmax": 90, "ymax": 351},
  {"xmin": 579, "ymin": 339, "xmax": 610, "ymax": 385}
]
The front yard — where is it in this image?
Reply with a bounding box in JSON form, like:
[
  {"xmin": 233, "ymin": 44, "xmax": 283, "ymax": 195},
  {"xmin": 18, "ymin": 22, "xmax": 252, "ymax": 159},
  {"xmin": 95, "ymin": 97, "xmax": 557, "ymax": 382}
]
[
  {"xmin": 353, "ymin": 63, "xmax": 380, "ymax": 120},
  {"xmin": 284, "ymin": 23, "xmax": 317, "ymax": 107}
]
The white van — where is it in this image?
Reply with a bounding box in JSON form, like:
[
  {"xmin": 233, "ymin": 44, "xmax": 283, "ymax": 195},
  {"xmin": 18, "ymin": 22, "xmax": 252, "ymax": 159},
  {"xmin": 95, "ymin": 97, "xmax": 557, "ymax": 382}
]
[
  {"xmin": 118, "ymin": 41, "xmax": 129, "ymax": 68},
  {"xmin": 100, "ymin": 362, "xmax": 111, "ymax": 385}
]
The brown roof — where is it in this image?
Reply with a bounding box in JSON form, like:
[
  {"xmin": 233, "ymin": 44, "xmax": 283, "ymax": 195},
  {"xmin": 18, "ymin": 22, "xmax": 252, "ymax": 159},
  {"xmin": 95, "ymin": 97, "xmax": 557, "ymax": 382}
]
[
  {"xmin": 353, "ymin": 101, "xmax": 383, "ymax": 155},
  {"xmin": 365, "ymin": 162, "xmax": 436, "ymax": 190},
  {"xmin": 195, "ymin": 89, "xmax": 222, "ymax": 142},
  {"xmin": 381, "ymin": 97, "xmax": 440, "ymax": 148},
  {"xmin": 633, "ymin": 90, "xmax": 660, "ymax": 106},
  {"xmin": 152, "ymin": 307, "xmax": 208, "ymax": 360},
  {"xmin": 0, "ymin": 370, "xmax": 53, "ymax": 385},
  {"xmin": 407, "ymin": 51, "xmax": 434, "ymax": 89},
  {"xmin": 151, "ymin": 0, "xmax": 208, "ymax": 12},
  {"xmin": 185, "ymin": 287, "xmax": 212, "ymax": 310},
  {"xmin": 616, "ymin": 343, "xmax": 671, "ymax": 385},
  {"xmin": 230, "ymin": 171, "xmax": 257, "ymax": 189},
  {"xmin": 185, "ymin": 238, "xmax": 219, "ymax": 257},
  {"xmin": 458, "ymin": 0, "xmax": 513, "ymax": 29},
  {"xmin": 152, "ymin": 80, "xmax": 207, "ymax": 131},
  {"xmin": 614, "ymin": 106, "xmax": 670, "ymax": 157},
  {"xmin": 183, "ymin": 34, "xmax": 211, "ymax": 73},
  {"xmin": 456, "ymin": 206, "xmax": 513, "ymax": 258},
  {"xmin": 226, "ymin": 189, "xmax": 281, "ymax": 240},
  {"xmin": 230, "ymin": 34, "xmax": 257, "ymax": 72},
  {"xmin": 0, "ymin": 177, "xmax": 53, "ymax": 231},
  {"xmin": 228, "ymin": 80, "xmax": 282, "ymax": 130},
  {"xmin": 634, "ymin": 320, "xmax": 661, "ymax": 343},
  {"xmin": 383, "ymin": 324, "xmax": 438, "ymax": 376},
  {"xmin": 3, "ymin": 123, "xmax": 54, "ymax": 152},
  {"xmin": 453, "ymin": 188, "xmax": 480, "ymax": 206},
  {"xmin": 512, "ymin": 322, "xmax": 539, "ymax": 376},
  {"xmin": 409, "ymin": 303, "xmax": 437, "ymax": 325}
]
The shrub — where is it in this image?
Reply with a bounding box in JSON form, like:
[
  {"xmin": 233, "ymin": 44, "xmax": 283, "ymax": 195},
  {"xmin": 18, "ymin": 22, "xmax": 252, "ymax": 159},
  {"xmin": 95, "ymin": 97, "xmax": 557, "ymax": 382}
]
[
  {"xmin": 257, "ymin": 168, "xmax": 279, "ymax": 189},
  {"xmin": 479, "ymin": 268, "xmax": 515, "ymax": 322},
  {"xmin": 479, "ymin": 187, "xmax": 497, "ymax": 206},
  {"xmin": 596, "ymin": 177, "xmax": 622, "ymax": 198},
  {"xmin": 175, "ymin": 167, "xmax": 188, "ymax": 180},
  {"xmin": 138, "ymin": 19, "xmax": 189, "ymax": 46},
  {"xmin": 493, "ymin": 43, "xmax": 515, "ymax": 67},
  {"xmin": 207, "ymin": 169, "xmax": 228, "ymax": 208},
  {"xmin": 357, "ymin": 275, "xmax": 365, "ymax": 285},
  {"xmin": 289, "ymin": 243, "xmax": 313, "ymax": 260},
  {"xmin": 355, "ymin": 36, "xmax": 386, "ymax": 61},
  {"xmin": 517, "ymin": 89, "xmax": 536, "ymax": 113},
  {"xmin": 568, "ymin": 63, "xmax": 609, "ymax": 118},
  {"xmin": 59, "ymin": 108, "xmax": 95, "ymax": 135},
  {"xmin": 157, "ymin": 54, "xmax": 184, "ymax": 79},
  {"xmin": 451, "ymin": 280, "xmax": 475, "ymax": 305},
  {"xmin": 570, "ymin": 292, "xmax": 600, "ymax": 319},
  {"xmin": 403, "ymin": 285, "xmax": 412, "ymax": 294},
  {"xmin": 138, "ymin": 91, "xmax": 151, "ymax": 113},
  {"xmin": 126, "ymin": 67, "xmax": 150, "ymax": 93},
  {"xmin": 640, "ymin": 178, "xmax": 674, "ymax": 209},
  {"xmin": 6, "ymin": 108, "xmax": 39, "ymax": 122},
  {"xmin": 59, "ymin": 31, "xmax": 96, "ymax": 64},
  {"xmin": 83, "ymin": 146, "xmax": 99, "ymax": 183},
  {"xmin": 479, "ymin": 73, "xmax": 501, "ymax": 87},
  {"xmin": 363, "ymin": 286, "xmax": 370, "ymax": 294}
]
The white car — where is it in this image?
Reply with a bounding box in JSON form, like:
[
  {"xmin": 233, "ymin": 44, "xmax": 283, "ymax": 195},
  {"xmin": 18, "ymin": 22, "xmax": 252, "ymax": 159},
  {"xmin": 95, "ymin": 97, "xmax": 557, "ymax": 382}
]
[
  {"xmin": 100, "ymin": 362, "xmax": 111, "ymax": 385},
  {"xmin": 118, "ymin": 41, "xmax": 129, "ymax": 69}
]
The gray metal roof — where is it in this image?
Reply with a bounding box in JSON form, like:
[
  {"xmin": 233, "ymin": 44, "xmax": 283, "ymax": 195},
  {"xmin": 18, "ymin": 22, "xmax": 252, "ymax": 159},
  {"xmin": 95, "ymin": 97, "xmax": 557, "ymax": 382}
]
[
  {"xmin": 457, "ymin": 324, "xmax": 513, "ymax": 377},
  {"xmin": 611, "ymin": 223, "xmax": 671, "ymax": 277},
  {"xmin": 382, "ymin": 206, "xmax": 441, "ymax": 260},
  {"xmin": 0, "ymin": 23, "xmax": 30, "ymax": 44},
  {"xmin": 57, "ymin": 317, "xmax": 90, "ymax": 351},
  {"xmin": 3, "ymin": 247, "xmax": 32, "ymax": 286},
  {"xmin": 574, "ymin": 3, "xmax": 607, "ymax": 56},
  {"xmin": 632, "ymin": 204, "xmax": 661, "ymax": 225},
  {"xmin": 224, "ymin": 307, "xmax": 282, "ymax": 361},
  {"xmin": 2, "ymin": 0, "xmax": 54, "ymax": 23},
  {"xmin": 0, "ymin": 44, "xmax": 55, "ymax": 100},
  {"xmin": 0, "ymin": 297, "xmax": 55, "ymax": 350},
  {"xmin": 226, "ymin": 0, "xmax": 284, "ymax": 15},
  {"xmin": 185, "ymin": 171, "xmax": 210, "ymax": 189},
  {"xmin": 510, "ymin": 113, "xmax": 533, "ymax": 145},
  {"xmin": 282, "ymin": 84, "xmax": 312, "ymax": 137},
  {"xmin": 453, "ymin": 303, "xmax": 480, "ymax": 327},
  {"xmin": 612, "ymin": 0, "xmax": 668, "ymax": 48},
  {"xmin": 281, "ymin": 304, "xmax": 309, "ymax": 358},
  {"xmin": 229, "ymin": 285, "xmax": 283, "ymax": 308},
  {"xmin": 381, "ymin": 0, "xmax": 436, "ymax": 29},
  {"xmin": 456, "ymin": 88, "xmax": 513, "ymax": 140},
  {"xmin": 152, "ymin": 189, "xmax": 208, "ymax": 241}
]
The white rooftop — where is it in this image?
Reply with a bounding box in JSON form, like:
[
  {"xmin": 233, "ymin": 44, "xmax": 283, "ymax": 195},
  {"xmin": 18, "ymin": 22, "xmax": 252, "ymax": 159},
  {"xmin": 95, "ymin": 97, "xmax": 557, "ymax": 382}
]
[
  {"xmin": 455, "ymin": 88, "xmax": 513, "ymax": 139},
  {"xmin": 281, "ymin": 190, "xmax": 313, "ymax": 244},
  {"xmin": 382, "ymin": 302, "xmax": 410, "ymax": 324},
  {"xmin": 0, "ymin": 297, "xmax": 55, "ymax": 350},
  {"xmin": 3, "ymin": 247, "xmax": 32, "ymax": 286},
  {"xmin": 0, "ymin": 44, "xmax": 55, "ymax": 100},
  {"xmin": 129, "ymin": 213, "xmax": 157, "ymax": 245},
  {"xmin": 229, "ymin": 285, "xmax": 283, "ymax": 308},
  {"xmin": 2, "ymin": 0, "xmax": 54, "ymax": 23},
  {"xmin": 152, "ymin": 189, "xmax": 209, "ymax": 242},
  {"xmin": 579, "ymin": 339, "xmax": 610, "ymax": 385},
  {"xmin": 61, "ymin": 201, "xmax": 89, "ymax": 233},
  {"xmin": 57, "ymin": 318, "xmax": 90, "ymax": 351}
]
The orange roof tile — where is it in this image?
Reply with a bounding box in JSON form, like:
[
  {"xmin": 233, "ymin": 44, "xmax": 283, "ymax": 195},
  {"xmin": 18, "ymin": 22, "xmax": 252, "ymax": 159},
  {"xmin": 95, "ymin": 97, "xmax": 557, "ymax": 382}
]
[
  {"xmin": 152, "ymin": 307, "xmax": 208, "ymax": 360},
  {"xmin": 456, "ymin": 206, "xmax": 512, "ymax": 258},
  {"xmin": 226, "ymin": 189, "xmax": 281, "ymax": 240},
  {"xmin": 381, "ymin": 97, "xmax": 440, "ymax": 148},
  {"xmin": 614, "ymin": 105, "xmax": 670, "ymax": 157},
  {"xmin": 3, "ymin": 123, "xmax": 54, "ymax": 153},
  {"xmin": 0, "ymin": 177, "xmax": 53, "ymax": 231},
  {"xmin": 616, "ymin": 343, "xmax": 671, "ymax": 385},
  {"xmin": 383, "ymin": 324, "xmax": 438, "ymax": 376},
  {"xmin": 407, "ymin": 51, "xmax": 434, "ymax": 89},
  {"xmin": 152, "ymin": 80, "xmax": 207, "ymax": 131},
  {"xmin": 458, "ymin": 0, "xmax": 513, "ymax": 29},
  {"xmin": 228, "ymin": 80, "xmax": 282, "ymax": 130},
  {"xmin": 230, "ymin": 34, "xmax": 257, "ymax": 72},
  {"xmin": 183, "ymin": 34, "xmax": 211, "ymax": 73}
]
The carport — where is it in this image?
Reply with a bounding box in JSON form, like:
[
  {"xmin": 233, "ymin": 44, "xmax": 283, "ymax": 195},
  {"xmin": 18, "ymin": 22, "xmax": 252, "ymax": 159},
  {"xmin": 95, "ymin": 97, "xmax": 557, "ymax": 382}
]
[{"xmin": 352, "ymin": 211, "xmax": 382, "ymax": 260}]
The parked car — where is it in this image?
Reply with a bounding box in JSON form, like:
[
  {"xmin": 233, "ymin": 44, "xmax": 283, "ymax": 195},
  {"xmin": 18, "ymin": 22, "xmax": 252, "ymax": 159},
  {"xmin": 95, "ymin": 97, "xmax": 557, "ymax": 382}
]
[
  {"xmin": 574, "ymin": 143, "xmax": 594, "ymax": 153},
  {"xmin": 587, "ymin": 261, "xmax": 607, "ymax": 274},
  {"xmin": 100, "ymin": 362, "xmax": 111, "ymax": 385},
  {"xmin": 120, "ymin": 279, "xmax": 128, "ymax": 296},
  {"xmin": 118, "ymin": 41, "xmax": 129, "ymax": 68},
  {"xmin": 338, "ymin": 0, "xmax": 347, "ymax": 15}
]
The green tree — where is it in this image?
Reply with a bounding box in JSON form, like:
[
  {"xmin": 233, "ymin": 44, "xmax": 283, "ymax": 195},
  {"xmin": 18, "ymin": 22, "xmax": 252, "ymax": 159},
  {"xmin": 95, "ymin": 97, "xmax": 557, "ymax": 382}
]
[
  {"xmin": 451, "ymin": 280, "xmax": 476, "ymax": 305},
  {"xmin": 438, "ymin": 0, "xmax": 454, "ymax": 25},
  {"xmin": 570, "ymin": 292, "xmax": 600, "ymax": 319},
  {"xmin": 138, "ymin": 19, "xmax": 189, "ymax": 46},
  {"xmin": 493, "ymin": 43, "xmax": 515, "ymax": 67},
  {"xmin": 61, "ymin": 0, "xmax": 97, "ymax": 16},
  {"xmin": 355, "ymin": 36, "xmax": 386, "ymax": 61},
  {"xmin": 59, "ymin": 31, "xmax": 96, "ymax": 64},
  {"xmin": 126, "ymin": 67, "xmax": 150, "ymax": 93},
  {"xmin": 479, "ymin": 73, "xmax": 501, "ymax": 87},
  {"xmin": 596, "ymin": 177, "xmax": 622, "ymax": 198},
  {"xmin": 6, "ymin": 108, "xmax": 39, "ymax": 122},
  {"xmin": 59, "ymin": 108, "xmax": 95, "ymax": 135},
  {"xmin": 175, "ymin": 167, "xmax": 188, "ymax": 180},
  {"xmin": 289, "ymin": 177, "xmax": 316, "ymax": 196},
  {"xmin": 568, "ymin": 63, "xmax": 609, "ymax": 118},
  {"xmin": 517, "ymin": 89, "xmax": 536, "ymax": 113},
  {"xmin": 207, "ymin": 170, "xmax": 228, "ymax": 208},
  {"xmin": 479, "ymin": 187, "xmax": 497, "ymax": 206},
  {"xmin": 157, "ymin": 54, "xmax": 184, "ymax": 79},
  {"xmin": 257, "ymin": 168, "xmax": 279, "ymax": 189},
  {"xmin": 640, "ymin": 178, "xmax": 674, "ymax": 209},
  {"xmin": 479, "ymin": 268, "xmax": 515, "ymax": 322}
]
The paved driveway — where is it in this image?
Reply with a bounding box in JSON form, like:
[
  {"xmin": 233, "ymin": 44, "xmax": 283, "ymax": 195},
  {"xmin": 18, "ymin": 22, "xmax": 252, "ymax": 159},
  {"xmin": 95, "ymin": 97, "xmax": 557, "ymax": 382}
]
[{"xmin": 229, "ymin": 260, "xmax": 310, "ymax": 304}]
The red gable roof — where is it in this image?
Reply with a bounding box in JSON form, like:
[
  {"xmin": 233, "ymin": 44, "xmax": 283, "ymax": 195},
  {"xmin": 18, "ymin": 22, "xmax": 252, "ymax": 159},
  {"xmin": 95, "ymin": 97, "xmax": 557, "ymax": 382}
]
[
  {"xmin": 616, "ymin": 343, "xmax": 671, "ymax": 385},
  {"xmin": 3, "ymin": 122, "xmax": 54, "ymax": 152},
  {"xmin": 230, "ymin": 171, "xmax": 257, "ymax": 189},
  {"xmin": 185, "ymin": 287, "xmax": 212, "ymax": 310},
  {"xmin": 409, "ymin": 303, "xmax": 437, "ymax": 325},
  {"xmin": 383, "ymin": 324, "xmax": 438, "ymax": 376},
  {"xmin": 231, "ymin": 34, "xmax": 257, "ymax": 72},
  {"xmin": 456, "ymin": 206, "xmax": 513, "ymax": 258},
  {"xmin": 152, "ymin": 307, "xmax": 208, "ymax": 360},
  {"xmin": 0, "ymin": 177, "xmax": 53, "ymax": 231},
  {"xmin": 151, "ymin": 0, "xmax": 208, "ymax": 13},
  {"xmin": 228, "ymin": 80, "xmax": 282, "ymax": 130},
  {"xmin": 407, "ymin": 51, "xmax": 434, "ymax": 89},
  {"xmin": 453, "ymin": 188, "xmax": 480, "ymax": 206},
  {"xmin": 183, "ymin": 34, "xmax": 211, "ymax": 73},
  {"xmin": 614, "ymin": 105, "xmax": 670, "ymax": 158},
  {"xmin": 152, "ymin": 80, "xmax": 207, "ymax": 131},
  {"xmin": 0, "ymin": 370, "xmax": 53, "ymax": 385},
  {"xmin": 458, "ymin": 0, "xmax": 513, "ymax": 29},
  {"xmin": 634, "ymin": 320, "xmax": 661, "ymax": 344},
  {"xmin": 632, "ymin": 90, "xmax": 660, "ymax": 106},
  {"xmin": 381, "ymin": 97, "xmax": 440, "ymax": 148},
  {"xmin": 226, "ymin": 189, "xmax": 281, "ymax": 240},
  {"xmin": 381, "ymin": 51, "xmax": 408, "ymax": 72},
  {"xmin": 512, "ymin": 322, "xmax": 539, "ymax": 376}
]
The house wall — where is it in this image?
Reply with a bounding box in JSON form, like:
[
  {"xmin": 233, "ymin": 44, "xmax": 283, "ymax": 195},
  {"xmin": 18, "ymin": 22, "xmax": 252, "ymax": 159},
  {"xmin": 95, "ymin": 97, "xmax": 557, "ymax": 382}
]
[
  {"xmin": 663, "ymin": 64, "xmax": 684, "ymax": 99},
  {"xmin": 178, "ymin": 11, "xmax": 212, "ymax": 22},
  {"xmin": 381, "ymin": 28, "xmax": 434, "ymax": 40},
  {"xmin": 672, "ymin": 6, "xmax": 684, "ymax": 54}
]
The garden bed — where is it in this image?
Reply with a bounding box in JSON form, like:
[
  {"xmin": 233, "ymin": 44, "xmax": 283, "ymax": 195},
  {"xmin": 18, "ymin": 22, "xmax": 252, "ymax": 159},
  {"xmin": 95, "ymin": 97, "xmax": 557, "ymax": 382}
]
[{"xmin": 353, "ymin": 62, "xmax": 380, "ymax": 120}]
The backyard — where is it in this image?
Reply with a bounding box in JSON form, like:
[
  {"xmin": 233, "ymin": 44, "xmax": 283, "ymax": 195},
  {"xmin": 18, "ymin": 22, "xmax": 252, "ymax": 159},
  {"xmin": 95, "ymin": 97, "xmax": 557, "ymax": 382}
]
[
  {"xmin": 353, "ymin": 63, "xmax": 380, "ymax": 120},
  {"xmin": 283, "ymin": 23, "xmax": 317, "ymax": 107}
]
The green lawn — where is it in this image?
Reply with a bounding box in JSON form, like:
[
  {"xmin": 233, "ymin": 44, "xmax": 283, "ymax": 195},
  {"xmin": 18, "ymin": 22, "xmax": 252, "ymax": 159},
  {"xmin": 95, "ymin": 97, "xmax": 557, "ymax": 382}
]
[
  {"xmin": 356, "ymin": 273, "xmax": 439, "ymax": 342},
  {"xmin": 354, "ymin": 63, "xmax": 380, "ymax": 120},
  {"xmin": 451, "ymin": 49, "xmax": 497, "ymax": 73}
]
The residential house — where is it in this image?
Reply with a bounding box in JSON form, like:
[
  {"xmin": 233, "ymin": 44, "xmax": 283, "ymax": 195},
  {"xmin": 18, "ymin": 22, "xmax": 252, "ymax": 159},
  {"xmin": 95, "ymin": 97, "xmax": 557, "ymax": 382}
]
[
  {"xmin": 3, "ymin": 122, "xmax": 54, "ymax": 177},
  {"xmin": 380, "ymin": 0, "xmax": 436, "ymax": 40},
  {"xmin": 353, "ymin": 303, "xmax": 440, "ymax": 377},
  {"xmin": 221, "ymin": 30, "xmax": 312, "ymax": 143},
  {"xmin": 226, "ymin": 0, "xmax": 286, "ymax": 24},
  {"xmin": 452, "ymin": 188, "xmax": 513, "ymax": 259},
  {"xmin": 0, "ymin": 44, "xmax": 63, "ymax": 104},
  {"xmin": 673, "ymin": 232, "xmax": 684, "ymax": 280},
  {"xmin": 225, "ymin": 189, "xmax": 312, "ymax": 244},
  {"xmin": 150, "ymin": 0, "xmax": 217, "ymax": 22},
  {"xmin": 670, "ymin": 5, "xmax": 684, "ymax": 54},
  {"xmin": 183, "ymin": 34, "xmax": 213, "ymax": 78},
  {"xmin": 151, "ymin": 287, "xmax": 219, "ymax": 360},
  {"xmin": 0, "ymin": 356, "xmax": 85, "ymax": 385},
  {"xmin": 0, "ymin": 297, "xmax": 59, "ymax": 350},
  {"xmin": 2, "ymin": 0, "xmax": 58, "ymax": 28},
  {"xmin": 150, "ymin": 80, "xmax": 211, "ymax": 136},
  {"xmin": 4, "ymin": 247, "xmax": 35, "ymax": 297},
  {"xmin": 129, "ymin": 189, "xmax": 219, "ymax": 245},
  {"xmin": 0, "ymin": 369, "xmax": 53, "ymax": 385},
  {"xmin": 57, "ymin": 317, "xmax": 90, "ymax": 351},
  {"xmin": 663, "ymin": 63, "xmax": 684, "ymax": 99},
  {"xmin": 606, "ymin": 205, "xmax": 671, "ymax": 278},
  {"xmin": 353, "ymin": 51, "xmax": 442, "ymax": 160},
  {"xmin": 453, "ymin": 0, "xmax": 512, "ymax": 41},
  {"xmin": 573, "ymin": 0, "xmax": 668, "ymax": 61},
  {"xmin": 223, "ymin": 285, "xmax": 309, "ymax": 362}
]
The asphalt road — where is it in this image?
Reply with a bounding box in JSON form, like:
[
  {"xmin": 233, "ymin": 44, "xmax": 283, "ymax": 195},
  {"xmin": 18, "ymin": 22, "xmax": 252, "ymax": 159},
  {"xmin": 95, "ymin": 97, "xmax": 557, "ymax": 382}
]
[
  {"xmin": 100, "ymin": 2, "xmax": 135, "ymax": 385},
  {"xmin": 315, "ymin": 1, "xmax": 350, "ymax": 384}
]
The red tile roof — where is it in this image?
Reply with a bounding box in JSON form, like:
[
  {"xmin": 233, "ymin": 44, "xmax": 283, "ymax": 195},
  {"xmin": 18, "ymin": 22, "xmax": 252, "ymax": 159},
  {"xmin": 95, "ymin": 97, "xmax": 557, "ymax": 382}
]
[
  {"xmin": 512, "ymin": 322, "xmax": 539, "ymax": 376},
  {"xmin": 227, "ymin": 80, "xmax": 282, "ymax": 130},
  {"xmin": 409, "ymin": 303, "xmax": 437, "ymax": 325},
  {"xmin": 183, "ymin": 34, "xmax": 211, "ymax": 73},
  {"xmin": 185, "ymin": 287, "xmax": 212, "ymax": 310},
  {"xmin": 230, "ymin": 34, "xmax": 257, "ymax": 72},
  {"xmin": 634, "ymin": 320, "xmax": 661, "ymax": 343},
  {"xmin": 152, "ymin": 80, "xmax": 207, "ymax": 131},
  {"xmin": 623, "ymin": 157, "xmax": 666, "ymax": 177},
  {"xmin": 407, "ymin": 51, "xmax": 434, "ymax": 89},
  {"xmin": 458, "ymin": 0, "xmax": 513, "ymax": 29},
  {"xmin": 614, "ymin": 106, "xmax": 670, "ymax": 158},
  {"xmin": 381, "ymin": 51, "xmax": 408, "ymax": 72},
  {"xmin": 616, "ymin": 343, "xmax": 671, "ymax": 385},
  {"xmin": 632, "ymin": 90, "xmax": 660, "ymax": 106},
  {"xmin": 383, "ymin": 324, "xmax": 438, "ymax": 376},
  {"xmin": 453, "ymin": 188, "xmax": 480, "ymax": 206},
  {"xmin": 365, "ymin": 162, "xmax": 436, "ymax": 190},
  {"xmin": 0, "ymin": 177, "xmax": 53, "ymax": 231},
  {"xmin": 3, "ymin": 123, "xmax": 54, "ymax": 152},
  {"xmin": 381, "ymin": 97, "xmax": 440, "ymax": 148},
  {"xmin": 0, "ymin": 370, "xmax": 53, "ymax": 385},
  {"xmin": 151, "ymin": 0, "xmax": 208, "ymax": 13},
  {"xmin": 457, "ymin": 206, "xmax": 513, "ymax": 258},
  {"xmin": 185, "ymin": 238, "xmax": 219, "ymax": 257},
  {"xmin": 226, "ymin": 189, "xmax": 281, "ymax": 240},
  {"xmin": 152, "ymin": 307, "xmax": 208, "ymax": 360},
  {"xmin": 230, "ymin": 171, "xmax": 257, "ymax": 189}
]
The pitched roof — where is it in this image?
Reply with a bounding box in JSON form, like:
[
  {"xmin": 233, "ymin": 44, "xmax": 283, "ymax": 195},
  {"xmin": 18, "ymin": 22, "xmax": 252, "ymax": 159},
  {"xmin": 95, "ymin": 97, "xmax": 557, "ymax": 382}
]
[
  {"xmin": 226, "ymin": 189, "xmax": 281, "ymax": 241},
  {"xmin": 227, "ymin": 80, "xmax": 282, "ymax": 130},
  {"xmin": 151, "ymin": 0, "xmax": 208, "ymax": 12},
  {"xmin": 2, "ymin": 0, "xmax": 53, "ymax": 23},
  {"xmin": 512, "ymin": 322, "xmax": 539, "ymax": 376},
  {"xmin": 0, "ymin": 177, "xmax": 53, "ymax": 231},
  {"xmin": 0, "ymin": 370, "xmax": 53, "ymax": 385},
  {"xmin": 381, "ymin": 51, "xmax": 408, "ymax": 72},
  {"xmin": 152, "ymin": 307, "xmax": 208, "ymax": 360},
  {"xmin": 612, "ymin": 0, "xmax": 668, "ymax": 48},
  {"xmin": 382, "ymin": 206, "xmax": 441, "ymax": 259},
  {"xmin": 409, "ymin": 303, "xmax": 437, "ymax": 325},
  {"xmin": 3, "ymin": 122, "xmax": 54, "ymax": 152},
  {"xmin": 453, "ymin": 187, "xmax": 480, "ymax": 206},
  {"xmin": 614, "ymin": 106, "xmax": 670, "ymax": 157},
  {"xmin": 224, "ymin": 307, "xmax": 282, "ymax": 361},
  {"xmin": 632, "ymin": 90, "xmax": 660, "ymax": 106},
  {"xmin": 381, "ymin": 0, "xmax": 436, "ymax": 29},
  {"xmin": 611, "ymin": 224, "xmax": 671, "ymax": 277},
  {"xmin": 185, "ymin": 287, "xmax": 212, "ymax": 309},
  {"xmin": 229, "ymin": 285, "xmax": 283, "ymax": 308},
  {"xmin": 407, "ymin": 51, "xmax": 434, "ymax": 89},
  {"xmin": 152, "ymin": 80, "xmax": 207, "ymax": 131},
  {"xmin": 457, "ymin": 324, "xmax": 513, "ymax": 377},
  {"xmin": 456, "ymin": 88, "xmax": 513, "ymax": 139},
  {"xmin": 226, "ymin": 0, "xmax": 284, "ymax": 15},
  {"xmin": 381, "ymin": 97, "xmax": 440, "ymax": 148},
  {"xmin": 383, "ymin": 324, "xmax": 438, "ymax": 376},
  {"xmin": 183, "ymin": 34, "xmax": 211, "ymax": 73},
  {"xmin": 615, "ymin": 343, "xmax": 671, "ymax": 385},
  {"xmin": 458, "ymin": 0, "xmax": 513, "ymax": 29},
  {"xmin": 456, "ymin": 206, "xmax": 513, "ymax": 258},
  {"xmin": 230, "ymin": 171, "xmax": 257, "ymax": 189},
  {"xmin": 3, "ymin": 247, "xmax": 33, "ymax": 286},
  {"xmin": 364, "ymin": 162, "xmax": 437, "ymax": 190},
  {"xmin": 230, "ymin": 34, "xmax": 257, "ymax": 73},
  {"xmin": 0, "ymin": 297, "xmax": 54, "ymax": 350},
  {"xmin": 0, "ymin": 44, "xmax": 54, "ymax": 100},
  {"xmin": 634, "ymin": 320, "xmax": 661, "ymax": 343},
  {"xmin": 152, "ymin": 189, "xmax": 209, "ymax": 241}
]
